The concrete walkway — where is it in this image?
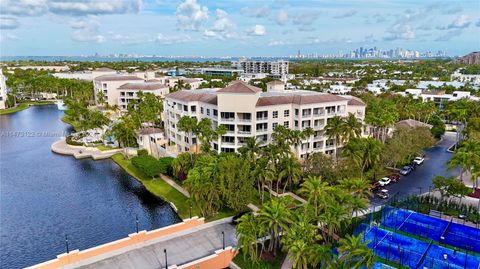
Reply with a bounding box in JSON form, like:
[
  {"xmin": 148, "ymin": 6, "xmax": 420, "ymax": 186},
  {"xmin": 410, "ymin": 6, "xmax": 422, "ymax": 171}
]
[
  {"xmin": 51, "ymin": 138, "xmax": 122, "ymax": 160},
  {"xmin": 280, "ymin": 256, "xmax": 293, "ymax": 269},
  {"xmin": 73, "ymin": 218, "xmax": 237, "ymax": 269},
  {"xmin": 160, "ymin": 174, "xmax": 190, "ymax": 198},
  {"xmin": 264, "ymin": 186, "xmax": 307, "ymax": 204}
]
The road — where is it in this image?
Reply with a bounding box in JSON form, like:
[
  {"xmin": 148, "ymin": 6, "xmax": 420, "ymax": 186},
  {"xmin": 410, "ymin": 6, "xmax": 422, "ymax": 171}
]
[{"xmin": 370, "ymin": 132, "xmax": 460, "ymax": 207}]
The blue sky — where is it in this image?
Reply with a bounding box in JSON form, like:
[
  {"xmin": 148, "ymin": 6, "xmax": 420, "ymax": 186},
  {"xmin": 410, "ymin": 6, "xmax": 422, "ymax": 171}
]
[{"xmin": 0, "ymin": 0, "xmax": 479, "ymax": 57}]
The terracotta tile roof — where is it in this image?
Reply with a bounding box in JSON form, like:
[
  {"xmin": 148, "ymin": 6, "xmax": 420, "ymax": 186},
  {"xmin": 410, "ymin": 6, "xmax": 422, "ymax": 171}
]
[
  {"xmin": 256, "ymin": 94, "xmax": 347, "ymax": 107},
  {"xmin": 346, "ymin": 96, "xmax": 365, "ymax": 106},
  {"xmin": 118, "ymin": 82, "xmax": 167, "ymax": 91},
  {"xmin": 218, "ymin": 81, "xmax": 262, "ymax": 93},
  {"xmin": 166, "ymin": 90, "xmax": 218, "ymax": 105},
  {"xmin": 95, "ymin": 75, "xmax": 143, "ymax": 82}
]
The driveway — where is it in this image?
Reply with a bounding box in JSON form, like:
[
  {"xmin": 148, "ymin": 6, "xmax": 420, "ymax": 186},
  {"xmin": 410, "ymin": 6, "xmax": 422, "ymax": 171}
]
[{"xmin": 370, "ymin": 132, "xmax": 460, "ymax": 207}]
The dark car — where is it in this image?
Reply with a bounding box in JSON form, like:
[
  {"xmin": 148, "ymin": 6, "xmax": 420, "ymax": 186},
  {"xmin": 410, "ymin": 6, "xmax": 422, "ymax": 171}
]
[
  {"xmin": 232, "ymin": 211, "xmax": 250, "ymax": 225},
  {"xmin": 399, "ymin": 166, "xmax": 413, "ymax": 175},
  {"xmin": 389, "ymin": 173, "xmax": 400, "ymax": 183},
  {"xmin": 369, "ymin": 182, "xmax": 382, "ymax": 192}
]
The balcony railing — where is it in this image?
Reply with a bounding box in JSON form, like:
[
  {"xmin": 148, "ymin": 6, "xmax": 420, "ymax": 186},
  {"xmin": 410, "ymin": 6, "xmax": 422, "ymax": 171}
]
[
  {"xmin": 313, "ymin": 112, "xmax": 325, "ymax": 117},
  {"xmin": 237, "ymin": 118, "xmax": 252, "ymax": 122},
  {"xmin": 256, "ymin": 117, "xmax": 268, "ymax": 121},
  {"xmin": 256, "ymin": 128, "xmax": 268, "ymax": 133},
  {"xmin": 220, "ymin": 118, "xmax": 235, "ymax": 122},
  {"xmin": 221, "ymin": 142, "xmax": 235, "ymax": 146},
  {"xmin": 238, "ymin": 131, "xmax": 252, "ymax": 135}
]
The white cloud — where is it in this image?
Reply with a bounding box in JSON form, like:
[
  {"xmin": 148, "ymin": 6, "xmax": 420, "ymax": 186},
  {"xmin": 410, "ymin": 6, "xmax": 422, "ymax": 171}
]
[
  {"xmin": 293, "ymin": 11, "xmax": 319, "ymax": 31},
  {"xmin": 202, "ymin": 9, "xmax": 235, "ymax": 40},
  {"xmin": 0, "ymin": 0, "xmax": 142, "ymax": 16},
  {"xmin": 275, "ymin": 9, "xmax": 288, "ymax": 26},
  {"xmin": 48, "ymin": 0, "xmax": 142, "ymax": 16},
  {"xmin": 268, "ymin": 40, "xmax": 285, "ymax": 46},
  {"xmin": 175, "ymin": 0, "xmax": 208, "ymax": 31},
  {"xmin": 435, "ymin": 29, "xmax": 462, "ymax": 41},
  {"xmin": 240, "ymin": 6, "xmax": 269, "ymax": 18},
  {"xmin": 203, "ymin": 29, "xmax": 216, "ymax": 37},
  {"xmin": 0, "ymin": 16, "xmax": 19, "ymax": 29},
  {"xmin": 0, "ymin": 32, "xmax": 19, "ymax": 42},
  {"xmin": 447, "ymin": 15, "xmax": 470, "ymax": 29},
  {"xmin": 248, "ymin": 24, "xmax": 266, "ymax": 36},
  {"xmin": 384, "ymin": 24, "xmax": 415, "ymax": 41},
  {"xmin": 333, "ymin": 9, "xmax": 357, "ymax": 19},
  {"xmin": 0, "ymin": 0, "xmax": 48, "ymax": 16},
  {"xmin": 155, "ymin": 33, "xmax": 191, "ymax": 45},
  {"xmin": 70, "ymin": 18, "xmax": 105, "ymax": 43}
]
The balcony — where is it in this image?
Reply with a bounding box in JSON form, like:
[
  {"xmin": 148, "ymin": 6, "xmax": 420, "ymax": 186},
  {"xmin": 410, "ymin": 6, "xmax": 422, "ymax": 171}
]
[
  {"xmin": 237, "ymin": 131, "xmax": 252, "ymax": 135},
  {"xmin": 221, "ymin": 141, "xmax": 235, "ymax": 146},
  {"xmin": 313, "ymin": 112, "xmax": 325, "ymax": 117},
  {"xmin": 302, "ymin": 113, "xmax": 312, "ymax": 118},
  {"xmin": 256, "ymin": 128, "xmax": 268, "ymax": 133},
  {"xmin": 220, "ymin": 117, "xmax": 235, "ymax": 122},
  {"xmin": 237, "ymin": 118, "xmax": 251, "ymax": 122},
  {"xmin": 256, "ymin": 117, "xmax": 268, "ymax": 121}
]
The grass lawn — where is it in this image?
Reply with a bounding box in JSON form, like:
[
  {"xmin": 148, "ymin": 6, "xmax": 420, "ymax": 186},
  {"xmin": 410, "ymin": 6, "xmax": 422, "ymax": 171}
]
[
  {"xmin": 97, "ymin": 145, "xmax": 118, "ymax": 151},
  {"xmin": 61, "ymin": 115, "xmax": 81, "ymax": 131},
  {"xmin": 112, "ymin": 153, "xmax": 236, "ymax": 222},
  {"xmin": 233, "ymin": 250, "xmax": 286, "ymax": 269},
  {"xmin": 0, "ymin": 101, "xmax": 54, "ymax": 115},
  {"xmin": 112, "ymin": 153, "xmax": 200, "ymax": 219}
]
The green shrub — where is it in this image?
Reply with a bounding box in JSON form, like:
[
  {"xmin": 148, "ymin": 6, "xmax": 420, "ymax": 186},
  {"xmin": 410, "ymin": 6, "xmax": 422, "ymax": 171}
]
[
  {"xmin": 429, "ymin": 115, "xmax": 445, "ymax": 139},
  {"xmin": 158, "ymin": 157, "xmax": 174, "ymax": 176},
  {"xmin": 66, "ymin": 136, "xmax": 83, "ymax": 146},
  {"xmin": 131, "ymin": 155, "xmax": 162, "ymax": 178},
  {"xmin": 137, "ymin": 149, "xmax": 149, "ymax": 156}
]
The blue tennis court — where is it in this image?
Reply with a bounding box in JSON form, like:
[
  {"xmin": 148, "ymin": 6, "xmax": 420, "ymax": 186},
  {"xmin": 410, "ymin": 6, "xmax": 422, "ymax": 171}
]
[
  {"xmin": 382, "ymin": 207, "xmax": 480, "ymax": 252},
  {"xmin": 360, "ymin": 224, "xmax": 480, "ymax": 269}
]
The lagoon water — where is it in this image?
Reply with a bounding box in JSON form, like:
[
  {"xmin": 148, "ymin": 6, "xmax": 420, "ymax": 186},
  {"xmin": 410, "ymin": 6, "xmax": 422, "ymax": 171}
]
[{"xmin": 0, "ymin": 105, "xmax": 180, "ymax": 269}]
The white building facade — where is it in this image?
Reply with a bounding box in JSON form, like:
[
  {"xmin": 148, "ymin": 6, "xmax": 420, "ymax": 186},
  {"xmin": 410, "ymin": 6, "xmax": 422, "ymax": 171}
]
[
  {"xmin": 232, "ymin": 59, "xmax": 289, "ymax": 76},
  {"xmin": 93, "ymin": 75, "xmax": 144, "ymax": 107},
  {"xmin": 0, "ymin": 69, "xmax": 7, "ymax": 109},
  {"xmin": 117, "ymin": 82, "xmax": 169, "ymax": 110},
  {"xmin": 164, "ymin": 81, "xmax": 365, "ymax": 158}
]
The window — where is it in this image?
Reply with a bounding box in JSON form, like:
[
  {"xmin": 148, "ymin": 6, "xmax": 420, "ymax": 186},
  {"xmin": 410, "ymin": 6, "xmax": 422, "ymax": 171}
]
[
  {"xmin": 257, "ymin": 111, "xmax": 267, "ymax": 120},
  {"xmin": 272, "ymin": 111, "xmax": 278, "ymax": 118},
  {"xmin": 273, "ymin": 122, "xmax": 278, "ymax": 129},
  {"xmin": 207, "ymin": 109, "xmax": 210, "ymax": 116},
  {"xmin": 284, "ymin": 121, "xmax": 289, "ymax": 128},
  {"xmin": 213, "ymin": 109, "xmax": 218, "ymax": 116},
  {"xmin": 201, "ymin": 107, "xmax": 204, "ymax": 114},
  {"xmin": 284, "ymin": 110, "xmax": 290, "ymax": 117},
  {"xmin": 191, "ymin": 105, "xmax": 196, "ymax": 112},
  {"xmin": 183, "ymin": 105, "xmax": 188, "ymax": 112}
]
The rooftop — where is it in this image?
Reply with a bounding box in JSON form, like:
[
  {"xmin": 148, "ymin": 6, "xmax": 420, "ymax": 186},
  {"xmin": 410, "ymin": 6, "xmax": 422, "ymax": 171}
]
[
  {"xmin": 118, "ymin": 82, "xmax": 167, "ymax": 91},
  {"xmin": 95, "ymin": 75, "xmax": 143, "ymax": 82},
  {"xmin": 137, "ymin": 128, "xmax": 164, "ymax": 135},
  {"xmin": 217, "ymin": 81, "xmax": 262, "ymax": 93}
]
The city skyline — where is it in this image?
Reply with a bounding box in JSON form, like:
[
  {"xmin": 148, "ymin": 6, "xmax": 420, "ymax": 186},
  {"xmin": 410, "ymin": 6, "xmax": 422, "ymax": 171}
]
[{"xmin": 0, "ymin": 0, "xmax": 479, "ymax": 57}]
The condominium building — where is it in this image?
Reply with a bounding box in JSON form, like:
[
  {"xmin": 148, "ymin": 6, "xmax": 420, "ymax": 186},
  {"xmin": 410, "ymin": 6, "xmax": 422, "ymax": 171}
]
[
  {"xmin": 93, "ymin": 74, "xmax": 170, "ymax": 109},
  {"xmin": 451, "ymin": 70, "xmax": 480, "ymax": 86},
  {"xmin": 232, "ymin": 59, "xmax": 289, "ymax": 75},
  {"xmin": 164, "ymin": 81, "xmax": 365, "ymax": 158},
  {"xmin": 93, "ymin": 75, "xmax": 144, "ymax": 107},
  {"xmin": 0, "ymin": 69, "xmax": 7, "ymax": 109},
  {"xmin": 117, "ymin": 82, "xmax": 169, "ymax": 109}
]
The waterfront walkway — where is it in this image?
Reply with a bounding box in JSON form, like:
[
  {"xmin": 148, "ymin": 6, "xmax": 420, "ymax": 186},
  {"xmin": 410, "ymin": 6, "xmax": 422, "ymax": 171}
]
[
  {"xmin": 74, "ymin": 218, "xmax": 236, "ymax": 269},
  {"xmin": 51, "ymin": 139, "xmax": 122, "ymax": 160}
]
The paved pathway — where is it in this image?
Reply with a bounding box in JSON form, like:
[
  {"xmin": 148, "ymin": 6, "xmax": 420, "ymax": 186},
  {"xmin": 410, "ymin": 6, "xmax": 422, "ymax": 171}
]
[
  {"xmin": 280, "ymin": 256, "xmax": 293, "ymax": 269},
  {"xmin": 51, "ymin": 139, "xmax": 122, "ymax": 160},
  {"xmin": 160, "ymin": 174, "xmax": 190, "ymax": 198},
  {"xmin": 74, "ymin": 218, "xmax": 237, "ymax": 269}
]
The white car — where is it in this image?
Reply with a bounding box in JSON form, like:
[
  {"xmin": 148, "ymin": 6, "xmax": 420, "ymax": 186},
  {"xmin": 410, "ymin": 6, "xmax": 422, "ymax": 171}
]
[
  {"xmin": 378, "ymin": 177, "xmax": 391, "ymax": 186},
  {"xmin": 413, "ymin": 156, "xmax": 425, "ymax": 165}
]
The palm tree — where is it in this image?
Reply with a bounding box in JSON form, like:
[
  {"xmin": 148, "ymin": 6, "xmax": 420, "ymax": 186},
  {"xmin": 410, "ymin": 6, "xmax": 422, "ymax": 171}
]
[
  {"xmin": 324, "ymin": 116, "xmax": 345, "ymax": 160},
  {"xmin": 239, "ymin": 137, "xmax": 263, "ymax": 162},
  {"xmin": 172, "ymin": 79, "xmax": 187, "ymax": 92},
  {"xmin": 299, "ymin": 176, "xmax": 331, "ymax": 219},
  {"xmin": 177, "ymin": 116, "xmax": 198, "ymax": 152},
  {"xmin": 278, "ymin": 156, "xmax": 303, "ymax": 193},
  {"xmin": 257, "ymin": 197, "xmax": 292, "ymax": 254},
  {"xmin": 236, "ymin": 214, "xmax": 263, "ymax": 264},
  {"xmin": 337, "ymin": 234, "xmax": 375, "ymax": 269},
  {"xmin": 447, "ymin": 140, "xmax": 480, "ymax": 182},
  {"xmin": 342, "ymin": 113, "xmax": 362, "ymax": 144}
]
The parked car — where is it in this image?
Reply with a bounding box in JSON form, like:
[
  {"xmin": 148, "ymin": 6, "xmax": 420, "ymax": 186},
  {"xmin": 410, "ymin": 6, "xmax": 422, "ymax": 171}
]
[
  {"xmin": 389, "ymin": 173, "xmax": 400, "ymax": 183},
  {"xmin": 400, "ymin": 166, "xmax": 413, "ymax": 175},
  {"xmin": 413, "ymin": 156, "xmax": 425, "ymax": 165},
  {"xmin": 369, "ymin": 182, "xmax": 382, "ymax": 192},
  {"xmin": 377, "ymin": 189, "xmax": 389, "ymax": 199},
  {"xmin": 378, "ymin": 177, "xmax": 391, "ymax": 186}
]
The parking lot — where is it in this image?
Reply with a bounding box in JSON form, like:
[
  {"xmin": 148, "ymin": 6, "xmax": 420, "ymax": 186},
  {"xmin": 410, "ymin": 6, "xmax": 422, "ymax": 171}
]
[{"xmin": 370, "ymin": 132, "xmax": 460, "ymax": 207}]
